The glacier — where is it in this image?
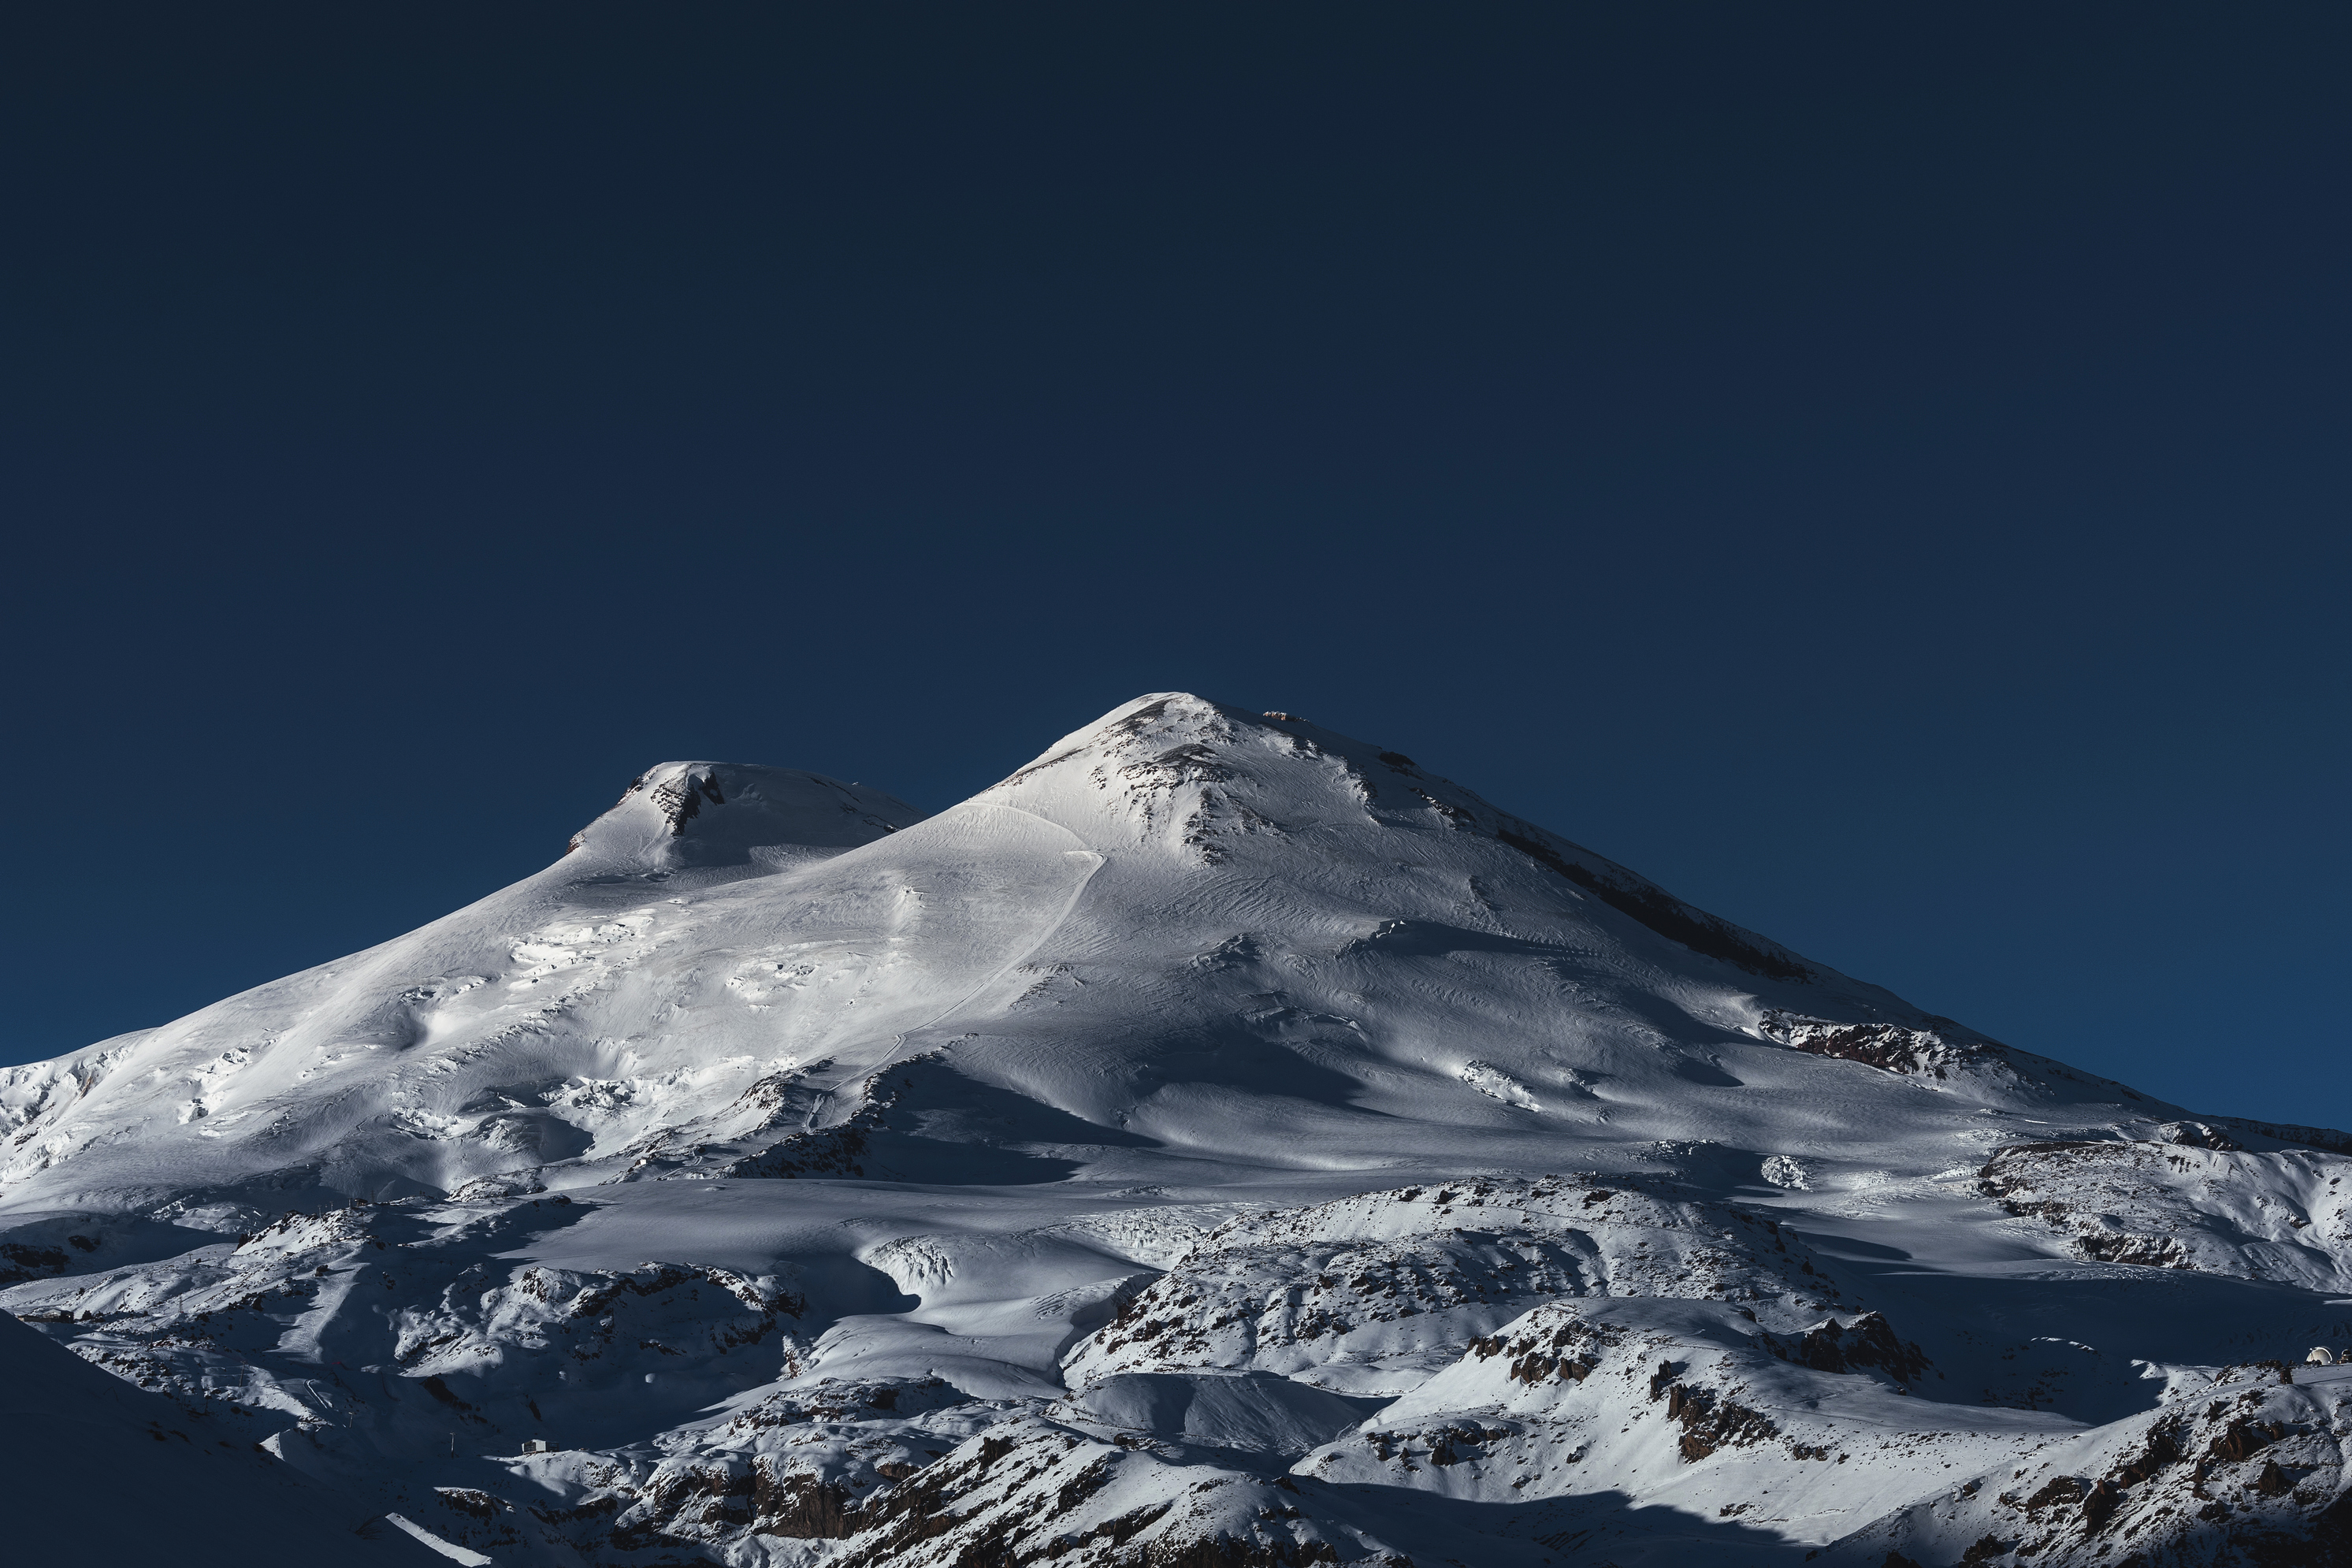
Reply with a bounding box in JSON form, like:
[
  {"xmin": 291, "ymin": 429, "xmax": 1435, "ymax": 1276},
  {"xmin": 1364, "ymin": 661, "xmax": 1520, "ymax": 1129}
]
[{"xmin": 2, "ymin": 693, "xmax": 2347, "ymax": 1566}]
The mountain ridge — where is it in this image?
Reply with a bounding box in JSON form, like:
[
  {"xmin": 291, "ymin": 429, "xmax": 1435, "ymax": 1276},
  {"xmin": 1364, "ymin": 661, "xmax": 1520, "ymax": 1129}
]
[{"xmin": 3, "ymin": 693, "xmax": 2347, "ymax": 1566}]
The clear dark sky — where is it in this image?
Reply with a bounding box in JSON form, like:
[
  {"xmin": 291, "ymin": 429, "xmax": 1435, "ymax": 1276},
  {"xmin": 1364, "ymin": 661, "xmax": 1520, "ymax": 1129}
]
[{"xmin": 4, "ymin": 6, "xmax": 2345, "ymax": 1128}]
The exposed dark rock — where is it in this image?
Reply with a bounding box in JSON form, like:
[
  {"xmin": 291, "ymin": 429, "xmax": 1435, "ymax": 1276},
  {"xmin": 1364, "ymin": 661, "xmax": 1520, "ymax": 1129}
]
[
  {"xmin": 2023, "ymin": 1476, "xmax": 2083, "ymax": 1512},
  {"xmin": 1767, "ymin": 1311, "xmax": 1931, "ymax": 1384},
  {"xmin": 1770, "ymin": 1016, "xmax": 1980, "ymax": 1080},
  {"xmin": 0, "ymin": 1241, "xmax": 71, "ymax": 1284},
  {"xmin": 1664, "ymin": 1381, "xmax": 1781, "ymax": 1462},
  {"xmin": 2110, "ymin": 1422, "xmax": 2182, "ymax": 1488},
  {"xmin": 725, "ymin": 1123, "xmax": 871, "ymax": 1180},
  {"xmin": 2212, "ymin": 1418, "xmax": 2279, "ymax": 1463},
  {"xmin": 649, "ymin": 771, "xmax": 727, "ymax": 834},
  {"xmin": 1493, "ymin": 825, "xmax": 1811, "ymax": 981}
]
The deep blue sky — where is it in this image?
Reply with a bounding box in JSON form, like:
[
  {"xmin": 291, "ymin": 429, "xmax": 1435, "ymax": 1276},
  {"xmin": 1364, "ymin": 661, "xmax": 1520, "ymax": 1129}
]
[{"xmin": 4, "ymin": 6, "xmax": 2345, "ymax": 1129}]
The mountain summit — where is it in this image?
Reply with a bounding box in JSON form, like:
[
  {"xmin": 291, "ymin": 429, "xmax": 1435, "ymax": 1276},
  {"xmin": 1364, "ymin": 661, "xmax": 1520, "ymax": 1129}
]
[{"xmin": 4, "ymin": 694, "xmax": 2348, "ymax": 1566}]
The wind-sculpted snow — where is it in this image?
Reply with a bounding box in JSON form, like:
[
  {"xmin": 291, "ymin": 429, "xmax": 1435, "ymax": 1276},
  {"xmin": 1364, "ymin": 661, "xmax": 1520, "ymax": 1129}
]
[{"xmin": 5, "ymin": 693, "xmax": 2351, "ymax": 1564}]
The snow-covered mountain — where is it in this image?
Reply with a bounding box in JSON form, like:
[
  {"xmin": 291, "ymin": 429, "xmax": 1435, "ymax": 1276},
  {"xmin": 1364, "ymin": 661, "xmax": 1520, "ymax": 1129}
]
[{"xmin": 4, "ymin": 694, "xmax": 2348, "ymax": 1566}]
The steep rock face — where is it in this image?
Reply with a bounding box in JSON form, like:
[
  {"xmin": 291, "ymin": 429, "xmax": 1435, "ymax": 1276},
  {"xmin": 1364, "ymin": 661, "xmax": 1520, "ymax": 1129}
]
[{"xmin": 4, "ymin": 693, "xmax": 2350, "ymax": 1566}]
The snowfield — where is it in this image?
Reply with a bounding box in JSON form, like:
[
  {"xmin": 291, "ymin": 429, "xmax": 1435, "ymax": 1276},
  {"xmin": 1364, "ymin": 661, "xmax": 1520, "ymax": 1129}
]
[{"xmin": 4, "ymin": 694, "xmax": 2348, "ymax": 1566}]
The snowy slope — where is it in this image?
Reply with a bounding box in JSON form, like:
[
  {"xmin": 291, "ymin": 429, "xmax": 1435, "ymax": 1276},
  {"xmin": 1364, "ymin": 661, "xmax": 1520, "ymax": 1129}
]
[
  {"xmin": 0, "ymin": 1306, "xmax": 451, "ymax": 1564},
  {"xmin": 4, "ymin": 694, "xmax": 2349, "ymax": 1566}
]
